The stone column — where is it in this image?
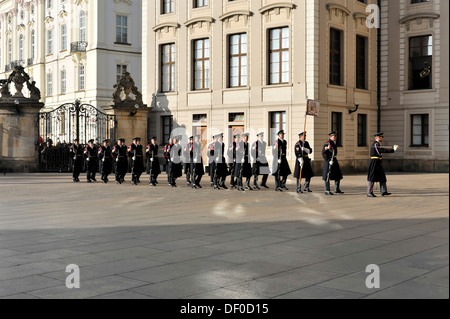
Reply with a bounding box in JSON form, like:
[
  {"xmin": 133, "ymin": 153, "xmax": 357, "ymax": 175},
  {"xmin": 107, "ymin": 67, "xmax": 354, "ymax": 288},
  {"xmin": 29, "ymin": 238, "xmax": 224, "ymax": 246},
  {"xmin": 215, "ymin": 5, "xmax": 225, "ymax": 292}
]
[
  {"xmin": 103, "ymin": 104, "xmax": 150, "ymax": 145},
  {"xmin": 0, "ymin": 101, "xmax": 44, "ymax": 172}
]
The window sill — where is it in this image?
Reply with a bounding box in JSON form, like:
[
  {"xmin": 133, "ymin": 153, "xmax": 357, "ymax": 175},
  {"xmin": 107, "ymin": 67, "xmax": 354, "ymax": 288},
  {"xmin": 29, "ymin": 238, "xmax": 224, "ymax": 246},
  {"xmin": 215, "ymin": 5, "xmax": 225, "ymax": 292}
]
[
  {"xmin": 354, "ymin": 88, "xmax": 369, "ymax": 93},
  {"xmin": 409, "ymin": 145, "xmax": 430, "ymax": 149},
  {"xmin": 327, "ymin": 84, "xmax": 346, "ymax": 89},
  {"xmin": 157, "ymin": 92, "xmax": 178, "ymax": 96},
  {"xmin": 402, "ymin": 89, "xmax": 436, "ymax": 94},
  {"xmin": 114, "ymin": 42, "xmax": 132, "ymax": 46},
  {"xmin": 263, "ymin": 83, "xmax": 293, "ymax": 89},
  {"xmin": 223, "ymin": 87, "xmax": 250, "ymax": 92},
  {"xmin": 189, "ymin": 89, "xmax": 212, "ymax": 94}
]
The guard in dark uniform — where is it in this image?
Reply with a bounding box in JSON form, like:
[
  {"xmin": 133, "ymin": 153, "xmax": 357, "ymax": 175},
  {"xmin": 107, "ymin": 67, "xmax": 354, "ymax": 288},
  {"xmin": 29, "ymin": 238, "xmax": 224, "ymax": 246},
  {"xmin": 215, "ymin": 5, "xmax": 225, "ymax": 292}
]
[
  {"xmin": 322, "ymin": 131, "xmax": 344, "ymax": 195},
  {"xmin": 192, "ymin": 135, "xmax": 205, "ymax": 188},
  {"xmin": 272, "ymin": 130, "xmax": 292, "ymax": 192},
  {"xmin": 228, "ymin": 134, "xmax": 239, "ymax": 189},
  {"xmin": 169, "ymin": 136, "xmax": 182, "ymax": 187},
  {"xmin": 164, "ymin": 138, "xmax": 173, "ymax": 185},
  {"xmin": 235, "ymin": 133, "xmax": 253, "ymax": 191},
  {"xmin": 208, "ymin": 135, "xmax": 217, "ymax": 187},
  {"xmin": 293, "ymin": 132, "xmax": 314, "ymax": 193},
  {"xmin": 367, "ymin": 132, "xmax": 399, "ymax": 197},
  {"xmin": 184, "ymin": 136, "xmax": 194, "ymax": 187},
  {"xmin": 251, "ymin": 132, "xmax": 270, "ymax": 190},
  {"xmin": 128, "ymin": 137, "xmax": 144, "ymax": 185},
  {"xmin": 146, "ymin": 136, "xmax": 161, "ymax": 186},
  {"xmin": 112, "ymin": 138, "xmax": 128, "ymax": 184},
  {"xmin": 84, "ymin": 139, "xmax": 98, "ymax": 182},
  {"xmin": 98, "ymin": 139, "xmax": 113, "ymax": 183},
  {"xmin": 213, "ymin": 133, "xmax": 229, "ymax": 190},
  {"xmin": 69, "ymin": 139, "xmax": 83, "ymax": 182}
]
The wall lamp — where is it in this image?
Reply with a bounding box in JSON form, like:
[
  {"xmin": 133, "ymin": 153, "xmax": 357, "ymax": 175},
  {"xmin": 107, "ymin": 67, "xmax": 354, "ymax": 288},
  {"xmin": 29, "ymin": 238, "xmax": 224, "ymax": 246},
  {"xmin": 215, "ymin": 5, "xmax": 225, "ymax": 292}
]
[{"xmin": 349, "ymin": 104, "xmax": 359, "ymax": 114}]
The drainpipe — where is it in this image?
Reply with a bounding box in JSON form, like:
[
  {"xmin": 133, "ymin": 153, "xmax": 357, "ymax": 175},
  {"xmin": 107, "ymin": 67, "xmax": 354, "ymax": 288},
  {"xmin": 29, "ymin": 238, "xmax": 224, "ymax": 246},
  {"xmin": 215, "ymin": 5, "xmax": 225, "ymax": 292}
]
[{"xmin": 377, "ymin": 0, "xmax": 381, "ymax": 132}]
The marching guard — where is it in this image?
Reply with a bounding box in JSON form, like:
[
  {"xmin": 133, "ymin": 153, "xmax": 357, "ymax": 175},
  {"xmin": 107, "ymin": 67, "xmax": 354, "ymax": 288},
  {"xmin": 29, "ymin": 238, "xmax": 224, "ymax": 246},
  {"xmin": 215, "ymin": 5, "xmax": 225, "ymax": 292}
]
[
  {"xmin": 69, "ymin": 139, "xmax": 83, "ymax": 182},
  {"xmin": 98, "ymin": 139, "xmax": 113, "ymax": 183},
  {"xmin": 184, "ymin": 137, "xmax": 194, "ymax": 187},
  {"xmin": 146, "ymin": 136, "xmax": 161, "ymax": 186},
  {"xmin": 322, "ymin": 131, "xmax": 344, "ymax": 195},
  {"xmin": 228, "ymin": 134, "xmax": 239, "ymax": 189},
  {"xmin": 208, "ymin": 135, "xmax": 217, "ymax": 187},
  {"xmin": 272, "ymin": 130, "xmax": 292, "ymax": 192},
  {"xmin": 191, "ymin": 135, "xmax": 205, "ymax": 188},
  {"xmin": 367, "ymin": 133, "xmax": 399, "ymax": 197},
  {"xmin": 235, "ymin": 133, "xmax": 253, "ymax": 191},
  {"xmin": 128, "ymin": 137, "xmax": 144, "ymax": 185},
  {"xmin": 164, "ymin": 137, "xmax": 173, "ymax": 184},
  {"xmin": 112, "ymin": 138, "xmax": 128, "ymax": 184},
  {"xmin": 251, "ymin": 132, "xmax": 270, "ymax": 190},
  {"xmin": 213, "ymin": 133, "xmax": 229, "ymax": 190},
  {"xmin": 293, "ymin": 132, "xmax": 314, "ymax": 193},
  {"xmin": 169, "ymin": 136, "xmax": 183, "ymax": 187},
  {"xmin": 84, "ymin": 139, "xmax": 98, "ymax": 183}
]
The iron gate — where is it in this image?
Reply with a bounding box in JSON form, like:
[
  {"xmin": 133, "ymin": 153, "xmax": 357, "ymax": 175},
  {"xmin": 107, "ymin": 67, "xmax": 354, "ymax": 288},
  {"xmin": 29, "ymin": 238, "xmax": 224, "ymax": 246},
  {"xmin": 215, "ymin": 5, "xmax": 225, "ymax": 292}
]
[{"xmin": 38, "ymin": 100, "xmax": 116, "ymax": 172}]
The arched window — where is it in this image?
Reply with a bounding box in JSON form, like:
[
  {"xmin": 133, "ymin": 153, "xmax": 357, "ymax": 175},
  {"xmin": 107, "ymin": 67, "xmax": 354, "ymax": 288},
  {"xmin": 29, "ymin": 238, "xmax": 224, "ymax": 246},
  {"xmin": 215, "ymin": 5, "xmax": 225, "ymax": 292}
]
[
  {"xmin": 19, "ymin": 35, "xmax": 24, "ymax": 61},
  {"xmin": 80, "ymin": 11, "xmax": 86, "ymax": 42}
]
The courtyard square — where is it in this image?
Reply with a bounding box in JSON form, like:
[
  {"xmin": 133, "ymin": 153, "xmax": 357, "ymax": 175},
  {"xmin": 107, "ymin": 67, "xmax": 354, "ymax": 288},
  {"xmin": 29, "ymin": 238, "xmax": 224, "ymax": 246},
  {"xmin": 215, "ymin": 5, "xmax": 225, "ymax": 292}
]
[{"xmin": 0, "ymin": 173, "xmax": 448, "ymax": 299}]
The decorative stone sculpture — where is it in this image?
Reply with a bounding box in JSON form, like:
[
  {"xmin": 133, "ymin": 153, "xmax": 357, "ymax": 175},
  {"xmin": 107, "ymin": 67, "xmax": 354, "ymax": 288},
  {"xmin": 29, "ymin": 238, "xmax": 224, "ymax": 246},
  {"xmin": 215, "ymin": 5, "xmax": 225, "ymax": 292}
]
[
  {"xmin": 112, "ymin": 71, "xmax": 144, "ymax": 109},
  {"xmin": 8, "ymin": 66, "xmax": 30, "ymax": 98},
  {"xmin": 26, "ymin": 80, "xmax": 41, "ymax": 101},
  {"xmin": 0, "ymin": 79, "xmax": 12, "ymax": 98}
]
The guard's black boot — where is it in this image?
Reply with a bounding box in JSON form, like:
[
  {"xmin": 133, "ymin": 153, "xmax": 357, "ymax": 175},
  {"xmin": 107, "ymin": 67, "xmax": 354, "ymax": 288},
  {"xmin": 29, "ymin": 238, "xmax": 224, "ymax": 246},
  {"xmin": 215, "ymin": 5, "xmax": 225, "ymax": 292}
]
[
  {"xmin": 335, "ymin": 180, "xmax": 344, "ymax": 194},
  {"xmin": 245, "ymin": 179, "xmax": 253, "ymax": 191},
  {"xmin": 87, "ymin": 179, "xmax": 92, "ymax": 183},
  {"xmin": 253, "ymin": 177, "xmax": 260, "ymax": 190},
  {"xmin": 304, "ymin": 180, "xmax": 312, "ymax": 192},
  {"xmin": 261, "ymin": 184, "xmax": 269, "ymax": 189},
  {"xmin": 73, "ymin": 178, "xmax": 77, "ymax": 183},
  {"xmin": 367, "ymin": 182, "xmax": 376, "ymax": 197},
  {"xmin": 380, "ymin": 183, "xmax": 391, "ymax": 196},
  {"xmin": 325, "ymin": 181, "xmax": 333, "ymax": 195},
  {"xmin": 220, "ymin": 182, "xmax": 228, "ymax": 190},
  {"xmin": 281, "ymin": 178, "xmax": 288, "ymax": 190},
  {"xmin": 296, "ymin": 180, "xmax": 303, "ymax": 194}
]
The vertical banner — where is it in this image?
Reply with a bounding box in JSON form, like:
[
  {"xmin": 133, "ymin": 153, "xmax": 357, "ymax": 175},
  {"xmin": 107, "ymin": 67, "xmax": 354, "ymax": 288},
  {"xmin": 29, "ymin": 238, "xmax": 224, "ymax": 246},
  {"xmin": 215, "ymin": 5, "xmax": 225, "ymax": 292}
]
[{"xmin": 306, "ymin": 99, "xmax": 320, "ymax": 117}]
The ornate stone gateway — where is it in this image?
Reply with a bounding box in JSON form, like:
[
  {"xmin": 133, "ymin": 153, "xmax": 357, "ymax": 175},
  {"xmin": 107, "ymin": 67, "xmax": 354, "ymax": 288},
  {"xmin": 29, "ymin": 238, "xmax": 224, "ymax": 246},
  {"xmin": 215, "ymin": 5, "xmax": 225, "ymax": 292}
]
[{"xmin": 38, "ymin": 100, "xmax": 116, "ymax": 172}]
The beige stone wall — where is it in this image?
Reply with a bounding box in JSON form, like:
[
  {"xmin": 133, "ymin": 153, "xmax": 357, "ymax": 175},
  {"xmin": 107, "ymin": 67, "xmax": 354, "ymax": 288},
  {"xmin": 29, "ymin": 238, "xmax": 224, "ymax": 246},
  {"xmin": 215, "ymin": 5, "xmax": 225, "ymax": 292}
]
[
  {"xmin": 143, "ymin": 1, "xmax": 380, "ymax": 172},
  {"xmin": 380, "ymin": 0, "xmax": 449, "ymax": 172}
]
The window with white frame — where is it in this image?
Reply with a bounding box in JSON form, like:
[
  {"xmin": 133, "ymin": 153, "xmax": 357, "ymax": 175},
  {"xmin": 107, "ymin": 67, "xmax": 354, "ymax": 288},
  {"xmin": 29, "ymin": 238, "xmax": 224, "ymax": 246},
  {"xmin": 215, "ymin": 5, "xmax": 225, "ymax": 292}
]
[
  {"xmin": 31, "ymin": 30, "xmax": 35, "ymax": 59},
  {"xmin": 116, "ymin": 64, "xmax": 127, "ymax": 84},
  {"xmin": 61, "ymin": 24, "xmax": 67, "ymax": 51},
  {"xmin": 47, "ymin": 29, "xmax": 53, "ymax": 55},
  {"xmin": 19, "ymin": 35, "xmax": 24, "ymax": 61},
  {"xmin": 61, "ymin": 70, "xmax": 66, "ymax": 94},
  {"xmin": 79, "ymin": 65, "xmax": 85, "ymax": 90},
  {"xmin": 116, "ymin": 15, "xmax": 128, "ymax": 44},
  {"xmin": 47, "ymin": 73, "xmax": 53, "ymax": 96},
  {"xmin": 80, "ymin": 11, "xmax": 86, "ymax": 43}
]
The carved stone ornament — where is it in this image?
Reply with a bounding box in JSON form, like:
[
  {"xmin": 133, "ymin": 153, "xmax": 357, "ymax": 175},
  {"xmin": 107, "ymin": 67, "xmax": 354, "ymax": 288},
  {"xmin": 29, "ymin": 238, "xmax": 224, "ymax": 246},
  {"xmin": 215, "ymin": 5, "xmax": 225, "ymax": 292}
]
[{"xmin": 112, "ymin": 72, "xmax": 145, "ymax": 109}]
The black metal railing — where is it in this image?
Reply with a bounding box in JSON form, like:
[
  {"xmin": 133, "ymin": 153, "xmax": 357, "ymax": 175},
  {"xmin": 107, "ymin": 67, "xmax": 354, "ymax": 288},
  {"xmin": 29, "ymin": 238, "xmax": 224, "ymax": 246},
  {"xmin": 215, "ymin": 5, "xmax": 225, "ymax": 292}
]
[{"xmin": 70, "ymin": 41, "xmax": 88, "ymax": 53}]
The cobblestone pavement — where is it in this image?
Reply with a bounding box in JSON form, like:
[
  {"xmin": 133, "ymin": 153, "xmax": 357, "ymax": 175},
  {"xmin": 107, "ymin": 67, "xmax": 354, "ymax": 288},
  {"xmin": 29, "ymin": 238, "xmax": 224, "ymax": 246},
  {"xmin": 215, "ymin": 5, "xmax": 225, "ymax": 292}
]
[{"xmin": 0, "ymin": 173, "xmax": 448, "ymax": 299}]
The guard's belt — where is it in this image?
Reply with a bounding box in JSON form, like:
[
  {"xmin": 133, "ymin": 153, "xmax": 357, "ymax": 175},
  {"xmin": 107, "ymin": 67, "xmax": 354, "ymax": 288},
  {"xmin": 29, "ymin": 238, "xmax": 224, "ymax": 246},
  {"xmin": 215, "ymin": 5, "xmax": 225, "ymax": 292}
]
[{"xmin": 371, "ymin": 157, "xmax": 382, "ymax": 160}]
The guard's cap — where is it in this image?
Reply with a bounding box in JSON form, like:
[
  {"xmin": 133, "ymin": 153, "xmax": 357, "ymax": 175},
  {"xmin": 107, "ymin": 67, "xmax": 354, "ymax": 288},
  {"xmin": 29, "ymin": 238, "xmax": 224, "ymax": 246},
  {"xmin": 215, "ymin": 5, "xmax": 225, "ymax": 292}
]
[
  {"xmin": 299, "ymin": 132, "xmax": 306, "ymax": 137},
  {"xmin": 234, "ymin": 134, "xmax": 241, "ymax": 138},
  {"xmin": 88, "ymin": 139, "xmax": 95, "ymax": 144},
  {"xmin": 242, "ymin": 133, "xmax": 250, "ymax": 137},
  {"xmin": 257, "ymin": 132, "xmax": 264, "ymax": 137},
  {"xmin": 102, "ymin": 139, "xmax": 110, "ymax": 143},
  {"xmin": 329, "ymin": 131, "xmax": 338, "ymax": 136},
  {"xmin": 374, "ymin": 132, "xmax": 384, "ymax": 137},
  {"xmin": 133, "ymin": 137, "xmax": 141, "ymax": 141},
  {"xmin": 278, "ymin": 130, "xmax": 285, "ymax": 135},
  {"xmin": 151, "ymin": 136, "xmax": 157, "ymax": 140},
  {"xmin": 214, "ymin": 133, "xmax": 223, "ymax": 139},
  {"xmin": 119, "ymin": 138, "xmax": 126, "ymax": 142},
  {"xmin": 74, "ymin": 139, "xmax": 79, "ymax": 142},
  {"xmin": 189, "ymin": 136, "xmax": 193, "ymax": 139}
]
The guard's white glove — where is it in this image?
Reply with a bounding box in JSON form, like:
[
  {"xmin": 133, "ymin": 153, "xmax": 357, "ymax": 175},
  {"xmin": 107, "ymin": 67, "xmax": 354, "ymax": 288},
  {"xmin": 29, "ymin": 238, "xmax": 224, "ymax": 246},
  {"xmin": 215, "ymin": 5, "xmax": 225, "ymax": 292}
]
[
  {"xmin": 86, "ymin": 158, "xmax": 90, "ymax": 162},
  {"xmin": 132, "ymin": 156, "xmax": 136, "ymax": 161},
  {"xmin": 73, "ymin": 156, "xmax": 76, "ymax": 160},
  {"xmin": 393, "ymin": 145, "xmax": 399, "ymax": 151},
  {"xmin": 241, "ymin": 158, "xmax": 245, "ymax": 164},
  {"xmin": 102, "ymin": 158, "xmax": 105, "ymax": 162},
  {"xmin": 298, "ymin": 157, "xmax": 304, "ymax": 166},
  {"xmin": 278, "ymin": 159, "xmax": 281, "ymax": 164},
  {"xmin": 150, "ymin": 158, "xmax": 154, "ymax": 162},
  {"xmin": 329, "ymin": 160, "xmax": 334, "ymax": 166},
  {"xmin": 116, "ymin": 158, "xmax": 119, "ymax": 162},
  {"xmin": 304, "ymin": 148, "xmax": 311, "ymax": 154}
]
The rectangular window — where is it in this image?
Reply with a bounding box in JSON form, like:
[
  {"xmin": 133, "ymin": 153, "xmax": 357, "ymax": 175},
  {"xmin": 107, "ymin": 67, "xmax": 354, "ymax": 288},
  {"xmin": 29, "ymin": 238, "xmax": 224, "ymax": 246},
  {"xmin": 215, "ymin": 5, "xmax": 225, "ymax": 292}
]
[
  {"xmin": 194, "ymin": 0, "xmax": 208, "ymax": 8},
  {"xmin": 47, "ymin": 73, "xmax": 53, "ymax": 96},
  {"xmin": 116, "ymin": 64, "xmax": 127, "ymax": 84},
  {"xmin": 161, "ymin": 43, "xmax": 175, "ymax": 92},
  {"xmin": 61, "ymin": 24, "xmax": 67, "ymax": 51},
  {"xmin": 79, "ymin": 65, "xmax": 85, "ymax": 90},
  {"xmin": 356, "ymin": 35, "xmax": 367, "ymax": 90},
  {"xmin": 116, "ymin": 15, "xmax": 128, "ymax": 44},
  {"xmin": 47, "ymin": 29, "xmax": 53, "ymax": 55},
  {"xmin": 357, "ymin": 114, "xmax": 367, "ymax": 147},
  {"xmin": 331, "ymin": 112, "xmax": 343, "ymax": 147},
  {"xmin": 411, "ymin": 114, "xmax": 429, "ymax": 147},
  {"xmin": 270, "ymin": 111, "xmax": 286, "ymax": 145},
  {"xmin": 229, "ymin": 33, "xmax": 247, "ymax": 88},
  {"xmin": 269, "ymin": 27, "xmax": 289, "ymax": 85},
  {"xmin": 61, "ymin": 70, "xmax": 66, "ymax": 94},
  {"xmin": 193, "ymin": 38, "xmax": 210, "ymax": 90},
  {"xmin": 330, "ymin": 28, "xmax": 342, "ymax": 86},
  {"xmin": 162, "ymin": 0, "xmax": 174, "ymax": 14},
  {"xmin": 162, "ymin": 115, "xmax": 173, "ymax": 144},
  {"xmin": 409, "ymin": 35, "xmax": 432, "ymax": 90}
]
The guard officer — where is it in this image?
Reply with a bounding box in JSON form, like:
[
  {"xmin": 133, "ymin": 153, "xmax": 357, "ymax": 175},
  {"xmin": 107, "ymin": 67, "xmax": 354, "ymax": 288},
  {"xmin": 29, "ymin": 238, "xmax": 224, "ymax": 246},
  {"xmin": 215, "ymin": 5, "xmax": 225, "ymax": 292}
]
[
  {"xmin": 235, "ymin": 133, "xmax": 253, "ymax": 191},
  {"xmin": 98, "ymin": 139, "xmax": 113, "ymax": 183},
  {"xmin": 184, "ymin": 136, "xmax": 194, "ymax": 187},
  {"xmin": 322, "ymin": 131, "xmax": 344, "ymax": 195},
  {"xmin": 128, "ymin": 137, "xmax": 144, "ymax": 185},
  {"xmin": 192, "ymin": 135, "xmax": 205, "ymax": 188},
  {"xmin": 208, "ymin": 135, "xmax": 217, "ymax": 187},
  {"xmin": 293, "ymin": 132, "xmax": 314, "ymax": 193},
  {"xmin": 228, "ymin": 134, "xmax": 240, "ymax": 189},
  {"xmin": 272, "ymin": 130, "xmax": 292, "ymax": 192},
  {"xmin": 169, "ymin": 136, "xmax": 183, "ymax": 187},
  {"xmin": 69, "ymin": 139, "xmax": 83, "ymax": 182},
  {"xmin": 367, "ymin": 132, "xmax": 399, "ymax": 197},
  {"xmin": 146, "ymin": 136, "xmax": 161, "ymax": 186},
  {"xmin": 213, "ymin": 133, "xmax": 229, "ymax": 190},
  {"xmin": 164, "ymin": 138, "xmax": 173, "ymax": 185},
  {"xmin": 84, "ymin": 139, "xmax": 98, "ymax": 182},
  {"xmin": 251, "ymin": 132, "xmax": 270, "ymax": 190},
  {"xmin": 112, "ymin": 138, "xmax": 128, "ymax": 184}
]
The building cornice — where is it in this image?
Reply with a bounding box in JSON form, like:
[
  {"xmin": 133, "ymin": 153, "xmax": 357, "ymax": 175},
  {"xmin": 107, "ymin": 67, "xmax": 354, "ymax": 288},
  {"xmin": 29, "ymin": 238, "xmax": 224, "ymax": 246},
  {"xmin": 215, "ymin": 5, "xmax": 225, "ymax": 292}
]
[
  {"xmin": 258, "ymin": 3, "xmax": 295, "ymax": 15},
  {"xmin": 219, "ymin": 10, "xmax": 252, "ymax": 21},
  {"xmin": 326, "ymin": 3, "xmax": 351, "ymax": 16},
  {"xmin": 184, "ymin": 17, "xmax": 214, "ymax": 28}
]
